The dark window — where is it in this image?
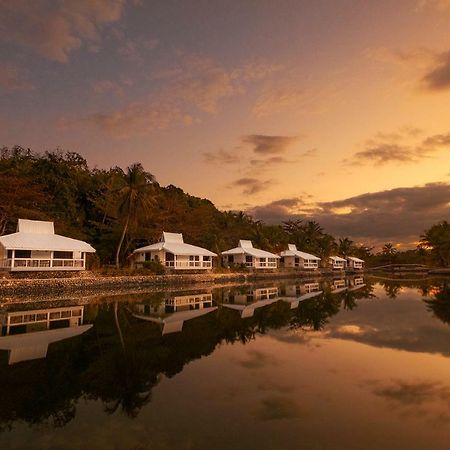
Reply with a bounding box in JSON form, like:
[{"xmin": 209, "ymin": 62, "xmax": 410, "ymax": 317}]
[
  {"xmin": 245, "ymin": 255, "xmax": 253, "ymax": 263},
  {"xmin": 189, "ymin": 255, "xmax": 200, "ymax": 261},
  {"xmin": 166, "ymin": 252, "xmax": 175, "ymax": 261},
  {"xmin": 7, "ymin": 250, "xmax": 13, "ymax": 258},
  {"xmin": 228, "ymin": 255, "xmax": 234, "ymax": 263},
  {"xmin": 15, "ymin": 250, "xmax": 31, "ymax": 259},
  {"xmin": 53, "ymin": 251, "xmax": 73, "ymax": 259},
  {"xmin": 145, "ymin": 252, "xmax": 151, "ymax": 261}
]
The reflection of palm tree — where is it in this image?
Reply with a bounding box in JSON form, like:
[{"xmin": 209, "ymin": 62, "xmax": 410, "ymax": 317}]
[
  {"xmin": 424, "ymin": 283, "xmax": 450, "ymax": 326},
  {"xmin": 341, "ymin": 291, "xmax": 358, "ymax": 310},
  {"xmin": 382, "ymin": 281, "xmax": 401, "ymax": 299}
]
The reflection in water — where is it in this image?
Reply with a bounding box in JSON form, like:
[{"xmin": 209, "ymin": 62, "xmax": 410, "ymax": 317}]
[
  {"xmin": 0, "ymin": 306, "xmax": 92, "ymax": 364},
  {"xmin": 0, "ymin": 276, "xmax": 449, "ymax": 449},
  {"xmin": 131, "ymin": 292, "xmax": 217, "ymax": 334}
]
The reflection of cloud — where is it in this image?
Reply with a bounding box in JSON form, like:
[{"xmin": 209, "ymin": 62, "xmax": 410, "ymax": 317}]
[
  {"xmin": 254, "ymin": 395, "xmax": 304, "ymax": 421},
  {"xmin": 238, "ymin": 349, "xmax": 280, "ymax": 369},
  {"xmin": 370, "ymin": 379, "xmax": 450, "ymax": 406},
  {"xmin": 0, "ymin": 0, "xmax": 126, "ymax": 62}
]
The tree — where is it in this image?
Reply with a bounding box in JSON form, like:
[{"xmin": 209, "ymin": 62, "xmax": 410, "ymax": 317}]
[
  {"xmin": 419, "ymin": 221, "xmax": 450, "ymax": 267},
  {"xmin": 382, "ymin": 243, "xmax": 397, "ymax": 265},
  {"xmin": 338, "ymin": 237, "xmax": 354, "ymax": 257},
  {"xmin": 112, "ymin": 163, "xmax": 155, "ymax": 268}
]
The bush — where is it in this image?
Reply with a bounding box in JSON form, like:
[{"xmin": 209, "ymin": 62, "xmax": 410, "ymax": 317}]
[{"xmin": 142, "ymin": 260, "xmax": 165, "ymax": 274}]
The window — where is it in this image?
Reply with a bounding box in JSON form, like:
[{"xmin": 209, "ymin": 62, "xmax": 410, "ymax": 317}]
[
  {"xmin": 53, "ymin": 251, "xmax": 73, "ymax": 259},
  {"xmin": 7, "ymin": 250, "xmax": 13, "ymax": 258},
  {"xmin": 15, "ymin": 250, "xmax": 31, "ymax": 259},
  {"xmin": 189, "ymin": 255, "xmax": 200, "ymax": 261},
  {"xmin": 245, "ymin": 255, "xmax": 253, "ymax": 263}
]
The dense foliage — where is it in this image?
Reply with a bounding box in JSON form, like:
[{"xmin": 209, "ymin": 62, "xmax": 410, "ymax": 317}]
[{"xmin": 0, "ymin": 146, "xmax": 448, "ymax": 267}]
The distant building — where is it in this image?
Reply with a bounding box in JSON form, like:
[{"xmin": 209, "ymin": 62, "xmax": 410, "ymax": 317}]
[
  {"xmin": 328, "ymin": 256, "xmax": 347, "ymax": 270},
  {"xmin": 0, "ymin": 219, "xmax": 95, "ymax": 272},
  {"xmin": 279, "ymin": 244, "xmax": 320, "ymax": 269},
  {"xmin": 346, "ymin": 256, "xmax": 365, "ymax": 270},
  {"xmin": 221, "ymin": 240, "xmax": 280, "ymax": 269},
  {"xmin": 131, "ymin": 232, "xmax": 216, "ymax": 270}
]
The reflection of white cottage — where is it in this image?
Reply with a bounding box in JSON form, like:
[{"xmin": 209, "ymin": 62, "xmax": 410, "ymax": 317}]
[
  {"xmin": 0, "ymin": 219, "xmax": 95, "ymax": 272},
  {"xmin": 330, "ymin": 279, "xmax": 348, "ymax": 294},
  {"xmin": 222, "ymin": 240, "xmax": 279, "ymax": 269},
  {"xmin": 346, "ymin": 256, "xmax": 365, "ymax": 270},
  {"xmin": 279, "ymin": 244, "xmax": 320, "ymax": 269},
  {"xmin": 132, "ymin": 293, "xmax": 217, "ymax": 334},
  {"xmin": 131, "ymin": 232, "xmax": 216, "ymax": 270},
  {"xmin": 0, "ymin": 306, "xmax": 92, "ymax": 364},
  {"xmin": 222, "ymin": 287, "xmax": 279, "ymax": 318},
  {"xmin": 328, "ymin": 256, "xmax": 347, "ymax": 270}
]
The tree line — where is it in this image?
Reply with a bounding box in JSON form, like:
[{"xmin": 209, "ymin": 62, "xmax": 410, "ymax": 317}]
[{"xmin": 0, "ymin": 146, "xmax": 448, "ymax": 268}]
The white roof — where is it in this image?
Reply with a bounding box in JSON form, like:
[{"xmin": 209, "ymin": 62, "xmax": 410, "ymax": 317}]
[
  {"xmin": 347, "ymin": 256, "xmax": 365, "ymax": 262},
  {"xmin": 0, "ymin": 219, "xmax": 95, "ymax": 252},
  {"xmin": 133, "ymin": 231, "xmax": 217, "ymax": 257},
  {"xmin": 222, "ymin": 240, "xmax": 280, "ymax": 259},
  {"xmin": 279, "ymin": 244, "xmax": 321, "ymax": 260},
  {"xmin": 329, "ymin": 256, "xmax": 347, "ymax": 262}
]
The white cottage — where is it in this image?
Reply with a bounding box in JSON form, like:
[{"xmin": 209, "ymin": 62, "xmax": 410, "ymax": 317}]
[
  {"xmin": 279, "ymin": 244, "xmax": 321, "ymax": 269},
  {"xmin": 346, "ymin": 256, "xmax": 365, "ymax": 270},
  {"xmin": 131, "ymin": 232, "xmax": 216, "ymax": 270},
  {"xmin": 0, "ymin": 219, "xmax": 95, "ymax": 272},
  {"xmin": 222, "ymin": 240, "xmax": 280, "ymax": 269},
  {"xmin": 328, "ymin": 256, "xmax": 347, "ymax": 270}
]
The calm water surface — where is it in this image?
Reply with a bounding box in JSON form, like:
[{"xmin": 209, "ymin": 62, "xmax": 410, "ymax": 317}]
[{"xmin": 0, "ymin": 276, "xmax": 449, "ymax": 450}]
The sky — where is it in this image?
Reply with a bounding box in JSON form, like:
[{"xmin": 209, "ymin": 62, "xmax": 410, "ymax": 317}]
[{"xmin": 0, "ymin": 0, "xmax": 449, "ymax": 248}]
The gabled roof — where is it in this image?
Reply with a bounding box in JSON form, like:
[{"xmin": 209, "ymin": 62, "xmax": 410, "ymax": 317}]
[
  {"xmin": 329, "ymin": 256, "xmax": 347, "ymax": 262},
  {"xmin": 347, "ymin": 256, "xmax": 365, "ymax": 262},
  {"xmin": 0, "ymin": 219, "xmax": 95, "ymax": 252},
  {"xmin": 222, "ymin": 240, "xmax": 280, "ymax": 258},
  {"xmin": 279, "ymin": 244, "xmax": 321, "ymax": 260},
  {"xmin": 133, "ymin": 231, "xmax": 217, "ymax": 257}
]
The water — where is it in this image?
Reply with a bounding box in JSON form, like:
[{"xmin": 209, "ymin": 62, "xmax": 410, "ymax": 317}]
[{"xmin": 0, "ymin": 276, "xmax": 449, "ymax": 450}]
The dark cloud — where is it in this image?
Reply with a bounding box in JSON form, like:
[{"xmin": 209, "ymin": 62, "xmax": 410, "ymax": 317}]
[
  {"xmin": 233, "ymin": 177, "xmax": 273, "ymax": 195},
  {"xmin": 242, "ymin": 134, "xmax": 299, "ymax": 155},
  {"xmin": 422, "ymin": 51, "xmax": 450, "ymax": 91},
  {"xmin": 346, "ymin": 128, "xmax": 450, "ymax": 166},
  {"xmin": 203, "ymin": 149, "xmax": 240, "ymax": 165},
  {"xmin": 247, "ymin": 183, "xmax": 450, "ymax": 247}
]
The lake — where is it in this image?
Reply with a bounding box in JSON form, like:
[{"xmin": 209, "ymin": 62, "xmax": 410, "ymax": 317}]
[{"xmin": 0, "ymin": 276, "xmax": 449, "ymax": 450}]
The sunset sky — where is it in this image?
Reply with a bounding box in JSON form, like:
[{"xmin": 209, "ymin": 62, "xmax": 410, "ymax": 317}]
[{"xmin": 1, "ymin": 0, "xmax": 449, "ymax": 247}]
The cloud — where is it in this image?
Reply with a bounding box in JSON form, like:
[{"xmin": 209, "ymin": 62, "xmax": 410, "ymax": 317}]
[
  {"xmin": 422, "ymin": 51, "xmax": 450, "ymax": 91},
  {"xmin": 249, "ymin": 156, "xmax": 296, "ymax": 169},
  {"xmin": 116, "ymin": 36, "xmax": 159, "ymax": 62},
  {"xmin": 0, "ymin": 0, "xmax": 127, "ymax": 63},
  {"xmin": 417, "ymin": 0, "xmax": 450, "ymax": 10},
  {"xmin": 238, "ymin": 350, "xmax": 280, "ymax": 370},
  {"xmin": 0, "ymin": 63, "xmax": 34, "ymax": 93},
  {"xmin": 91, "ymin": 79, "xmax": 125, "ymax": 96},
  {"xmin": 346, "ymin": 128, "xmax": 450, "ymax": 166},
  {"xmin": 246, "ymin": 183, "xmax": 450, "ymax": 247},
  {"xmin": 78, "ymin": 55, "xmax": 278, "ymax": 137},
  {"xmin": 203, "ymin": 148, "xmax": 241, "ymax": 165},
  {"xmin": 233, "ymin": 178, "xmax": 273, "ymax": 195},
  {"xmin": 242, "ymin": 134, "xmax": 299, "ymax": 155}
]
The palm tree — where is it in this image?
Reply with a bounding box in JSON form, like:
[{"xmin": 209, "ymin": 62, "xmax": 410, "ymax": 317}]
[
  {"xmin": 338, "ymin": 237, "xmax": 354, "ymax": 257},
  {"xmin": 114, "ymin": 163, "xmax": 155, "ymax": 268},
  {"xmin": 382, "ymin": 243, "xmax": 397, "ymax": 265},
  {"xmin": 419, "ymin": 221, "xmax": 450, "ymax": 267}
]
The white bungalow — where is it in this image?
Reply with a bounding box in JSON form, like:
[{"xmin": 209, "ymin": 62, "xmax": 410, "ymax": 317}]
[
  {"xmin": 328, "ymin": 256, "xmax": 347, "ymax": 270},
  {"xmin": 222, "ymin": 240, "xmax": 280, "ymax": 269},
  {"xmin": 346, "ymin": 256, "xmax": 365, "ymax": 270},
  {"xmin": 0, "ymin": 219, "xmax": 95, "ymax": 272},
  {"xmin": 279, "ymin": 244, "xmax": 321, "ymax": 270},
  {"xmin": 131, "ymin": 232, "xmax": 216, "ymax": 270}
]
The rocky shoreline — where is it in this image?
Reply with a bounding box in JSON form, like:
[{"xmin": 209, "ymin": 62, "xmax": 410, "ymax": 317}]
[{"xmin": 0, "ymin": 270, "xmax": 328, "ymax": 300}]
